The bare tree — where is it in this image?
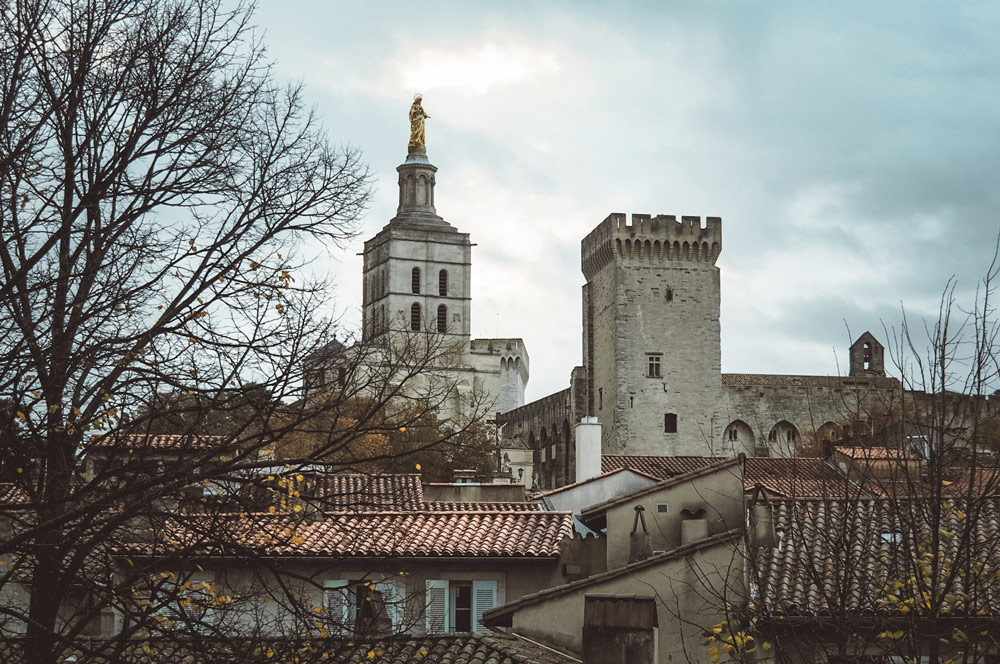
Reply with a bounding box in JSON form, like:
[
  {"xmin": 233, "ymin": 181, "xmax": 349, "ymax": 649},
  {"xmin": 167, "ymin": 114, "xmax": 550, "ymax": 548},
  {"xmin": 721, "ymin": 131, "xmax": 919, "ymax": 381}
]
[
  {"xmin": 0, "ymin": 2, "xmax": 497, "ymax": 662},
  {"xmin": 661, "ymin": 253, "xmax": 1000, "ymax": 664}
]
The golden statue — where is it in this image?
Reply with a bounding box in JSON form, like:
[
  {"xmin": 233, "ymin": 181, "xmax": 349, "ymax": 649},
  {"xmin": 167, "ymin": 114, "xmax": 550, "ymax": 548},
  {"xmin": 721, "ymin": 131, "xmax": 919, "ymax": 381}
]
[{"xmin": 408, "ymin": 94, "xmax": 430, "ymax": 153}]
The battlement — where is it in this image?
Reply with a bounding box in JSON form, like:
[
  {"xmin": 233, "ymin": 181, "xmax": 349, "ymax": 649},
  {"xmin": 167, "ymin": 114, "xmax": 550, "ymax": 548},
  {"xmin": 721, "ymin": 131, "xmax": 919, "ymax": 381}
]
[{"xmin": 581, "ymin": 212, "xmax": 723, "ymax": 279}]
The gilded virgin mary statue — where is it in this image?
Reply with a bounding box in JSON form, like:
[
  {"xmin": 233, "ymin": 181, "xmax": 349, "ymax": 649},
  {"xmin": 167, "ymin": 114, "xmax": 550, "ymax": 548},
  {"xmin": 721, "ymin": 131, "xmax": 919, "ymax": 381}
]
[{"xmin": 408, "ymin": 95, "xmax": 430, "ymax": 154}]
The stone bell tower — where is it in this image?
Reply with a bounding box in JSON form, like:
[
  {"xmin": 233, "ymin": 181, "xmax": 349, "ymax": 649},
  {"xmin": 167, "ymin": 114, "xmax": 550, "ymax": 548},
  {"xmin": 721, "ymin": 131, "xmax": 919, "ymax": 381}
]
[{"xmin": 361, "ymin": 97, "xmax": 472, "ymax": 348}]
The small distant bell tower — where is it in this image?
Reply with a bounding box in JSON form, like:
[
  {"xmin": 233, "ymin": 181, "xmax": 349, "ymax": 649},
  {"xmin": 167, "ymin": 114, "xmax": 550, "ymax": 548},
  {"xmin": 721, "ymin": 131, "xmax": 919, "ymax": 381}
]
[{"xmin": 849, "ymin": 331, "xmax": 885, "ymax": 377}]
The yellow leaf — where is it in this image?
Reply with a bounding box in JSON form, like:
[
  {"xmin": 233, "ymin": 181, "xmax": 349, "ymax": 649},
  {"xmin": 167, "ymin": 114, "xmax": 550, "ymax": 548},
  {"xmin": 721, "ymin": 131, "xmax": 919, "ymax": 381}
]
[
  {"xmin": 942, "ymin": 480, "xmax": 953, "ymax": 486},
  {"xmin": 762, "ymin": 642, "xmax": 772, "ymax": 650}
]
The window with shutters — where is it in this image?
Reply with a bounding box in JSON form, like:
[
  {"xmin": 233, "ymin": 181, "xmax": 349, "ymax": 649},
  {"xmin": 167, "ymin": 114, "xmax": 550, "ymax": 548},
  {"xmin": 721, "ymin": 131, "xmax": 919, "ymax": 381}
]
[
  {"xmin": 411, "ymin": 267, "xmax": 421, "ymax": 294},
  {"xmin": 439, "ymin": 269, "xmax": 448, "ymax": 296},
  {"xmin": 425, "ymin": 579, "xmax": 497, "ymax": 634},
  {"xmin": 0, "ymin": 582, "xmax": 29, "ymax": 633},
  {"xmin": 325, "ymin": 580, "xmax": 402, "ymax": 636},
  {"xmin": 154, "ymin": 575, "xmax": 218, "ymax": 634}
]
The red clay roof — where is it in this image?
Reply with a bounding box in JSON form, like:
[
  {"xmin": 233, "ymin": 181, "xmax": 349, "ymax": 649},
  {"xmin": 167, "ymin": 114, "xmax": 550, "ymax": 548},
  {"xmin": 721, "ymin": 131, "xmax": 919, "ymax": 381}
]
[
  {"xmin": 602, "ymin": 455, "xmax": 850, "ymax": 498},
  {"xmin": 310, "ymin": 473, "xmax": 424, "ymax": 511},
  {"xmin": 755, "ymin": 497, "xmax": 1000, "ymax": 617},
  {"xmin": 423, "ymin": 501, "xmax": 541, "ymax": 511},
  {"xmin": 602, "ymin": 454, "xmax": 720, "ymax": 478},
  {"xmin": 134, "ymin": 510, "xmax": 574, "ymax": 558},
  {"xmin": 0, "ymin": 634, "xmax": 574, "ymax": 663},
  {"xmin": 0, "ymin": 483, "xmax": 30, "ymax": 506},
  {"xmin": 88, "ymin": 433, "xmax": 229, "ymax": 451},
  {"xmin": 834, "ymin": 446, "xmax": 920, "ymax": 460}
]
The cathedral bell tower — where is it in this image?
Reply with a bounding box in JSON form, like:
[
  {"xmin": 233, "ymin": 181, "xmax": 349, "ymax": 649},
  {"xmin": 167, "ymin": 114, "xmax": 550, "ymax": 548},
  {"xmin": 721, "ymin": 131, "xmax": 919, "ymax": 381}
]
[{"xmin": 361, "ymin": 96, "xmax": 472, "ymax": 348}]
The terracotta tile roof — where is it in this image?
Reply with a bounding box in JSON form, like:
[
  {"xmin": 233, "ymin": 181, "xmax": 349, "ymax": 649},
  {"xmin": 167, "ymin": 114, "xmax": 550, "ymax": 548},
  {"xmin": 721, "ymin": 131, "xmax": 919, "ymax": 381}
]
[
  {"xmin": 723, "ymin": 373, "xmax": 902, "ymax": 389},
  {"xmin": 310, "ymin": 474, "xmax": 424, "ymax": 511},
  {"xmin": 0, "ymin": 482, "xmax": 30, "ymax": 506},
  {"xmin": 744, "ymin": 457, "xmax": 865, "ymax": 498},
  {"xmin": 602, "ymin": 454, "xmax": 852, "ymax": 498},
  {"xmin": 132, "ymin": 510, "xmax": 574, "ymax": 558},
  {"xmin": 0, "ymin": 634, "xmax": 575, "ymax": 663},
  {"xmin": 317, "ymin": 633, "xmax": 577, "ymax": 663},
  {"xmin": 242, "ymin": 473, "xmax": 543, "ymax": 514},
  {"xmin": 755, "ymin": 497, "xmax": 1000, "ymax": 617},
  {"xmin": 602, "ymin": 454, "xmax": 720, "ymax": 479},
  {"xmin": 87, "ymin": 433, "xmax": 229, "ymax": 451},
  {"xmin": 834, "ymin": 446, "xmax": 921, "ymax": 460},
  {"xmin": 423, "ymin": 501, "xmax": 541, "ymax": 511}
]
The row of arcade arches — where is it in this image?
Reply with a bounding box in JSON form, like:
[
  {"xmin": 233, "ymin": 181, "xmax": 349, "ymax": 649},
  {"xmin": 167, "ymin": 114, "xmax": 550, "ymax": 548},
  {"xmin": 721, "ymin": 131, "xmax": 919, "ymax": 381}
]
[{"xmin": 723, "ymin": 419, "xmax": 839, "ymax": 458}]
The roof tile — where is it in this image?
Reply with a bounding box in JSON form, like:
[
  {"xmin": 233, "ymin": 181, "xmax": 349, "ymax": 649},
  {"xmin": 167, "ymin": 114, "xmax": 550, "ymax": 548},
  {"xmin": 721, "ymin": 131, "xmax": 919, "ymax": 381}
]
[
  {"xmin": 133, "ymin": 510, "xmax": 574, "ymax": 558},
  {"xmin": 88, "ymin": 433, "xmax": 228, "ymax": 451}
]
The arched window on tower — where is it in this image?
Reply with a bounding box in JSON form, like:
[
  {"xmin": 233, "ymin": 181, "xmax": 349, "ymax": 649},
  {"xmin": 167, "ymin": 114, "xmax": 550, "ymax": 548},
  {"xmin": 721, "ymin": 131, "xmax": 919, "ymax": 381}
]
[
  {"xmin": 411, "ymin": 267, "xmax": 421, "ymax": 294},
  {"xmin": 380, "ymin": 269, "xmax": 386, "ymax": 297},
  {"xmin": 439, "ymin": 269, "xmax": 448, "ymax": 296},
  {"xmin": 410, "ymin": 303, "xmax": 421, "ymax": 331},
  {"xmin": 437, "ymin": 305, "xmax": 447, "ymax": 333}
]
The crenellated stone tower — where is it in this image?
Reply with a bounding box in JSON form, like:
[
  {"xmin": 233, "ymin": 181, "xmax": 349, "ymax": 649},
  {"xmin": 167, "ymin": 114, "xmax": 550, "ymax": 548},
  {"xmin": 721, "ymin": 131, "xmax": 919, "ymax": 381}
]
[{"xmin": 581, "ymin": 213, "xmax": 723, "ymax": 455}]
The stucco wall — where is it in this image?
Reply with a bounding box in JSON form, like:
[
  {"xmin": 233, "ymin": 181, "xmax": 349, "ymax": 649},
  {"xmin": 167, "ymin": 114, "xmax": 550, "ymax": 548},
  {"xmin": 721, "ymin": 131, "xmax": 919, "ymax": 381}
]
[{"xmin": 509, "ymin": 537, "xmax": 745, "ymax": 662}]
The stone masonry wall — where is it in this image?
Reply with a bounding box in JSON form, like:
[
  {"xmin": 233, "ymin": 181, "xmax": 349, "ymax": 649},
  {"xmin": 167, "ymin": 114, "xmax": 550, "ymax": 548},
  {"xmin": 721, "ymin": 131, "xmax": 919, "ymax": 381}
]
[{"xmin": 582, "ymin": 213, "xmax": 723, "ymax": 456}]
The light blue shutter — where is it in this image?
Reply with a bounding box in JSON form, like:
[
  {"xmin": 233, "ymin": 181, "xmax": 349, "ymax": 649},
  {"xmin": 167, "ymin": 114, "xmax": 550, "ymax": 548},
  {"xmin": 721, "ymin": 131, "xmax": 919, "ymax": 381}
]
[
  {"xmin": 324, "ymin": 580, "xmax": 351, "ymax": 635},
  {"xmin": 425, "ymin": 580, "xmax": 449, "ymax": 634},
  {"xmin": 375, "ymin": 580, "xmax": 402, "ymax": 633},
  {"xmin": 471, "ymin": 580, "xmax": 497, "ymax": 633}
]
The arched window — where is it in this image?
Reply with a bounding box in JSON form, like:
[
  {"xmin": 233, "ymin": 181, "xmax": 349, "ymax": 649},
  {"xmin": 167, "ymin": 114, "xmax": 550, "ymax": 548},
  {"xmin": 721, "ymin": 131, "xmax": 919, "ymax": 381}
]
[
  {"xmin": 411, "ymin": 267, "xmax": 421, "ymax": 294},
  {"xmin": 439, "ymin": 269, "xmax": 448, "ymax": 296},
  {"xmin": 410, "ymin": 303, "xmax": 421, "ymax": 331},
  {"xmin": 437, "ymin": 304, "xmax": 447, "ymax": 333},
  {"xmin": 379, "ymin": 304, "xmax": 385, "ymax": 333},
  {"xmin": 380, "ymin": 269, "xmax": 386, "ymax": 297}
]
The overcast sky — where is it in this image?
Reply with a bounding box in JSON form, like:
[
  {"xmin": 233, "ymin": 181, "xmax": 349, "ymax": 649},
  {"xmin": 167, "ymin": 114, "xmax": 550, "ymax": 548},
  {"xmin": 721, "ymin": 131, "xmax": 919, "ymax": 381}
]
[{"xmin": 253, "ymin": 1, "xmax": 1000, "ymax": 402}]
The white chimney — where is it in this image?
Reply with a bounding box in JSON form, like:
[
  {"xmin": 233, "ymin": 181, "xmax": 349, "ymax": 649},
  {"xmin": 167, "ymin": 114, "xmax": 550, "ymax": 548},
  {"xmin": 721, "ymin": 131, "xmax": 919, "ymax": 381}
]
[{"xmin": 575, "ymin": 417, "xmax": 602, "ymax": 484}]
